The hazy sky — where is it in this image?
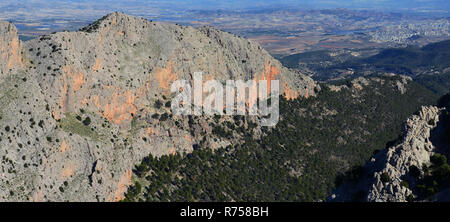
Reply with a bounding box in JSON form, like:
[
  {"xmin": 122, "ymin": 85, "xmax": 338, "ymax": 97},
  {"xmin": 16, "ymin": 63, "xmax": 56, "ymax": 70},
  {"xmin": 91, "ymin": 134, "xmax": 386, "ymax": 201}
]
[
  {"xmin": 2, "ymin": 0, "xmax": 449, "ymax": 9},
  {"xmin": 1, "ymin": 0, "xmax": 449, "ymax": 17}
]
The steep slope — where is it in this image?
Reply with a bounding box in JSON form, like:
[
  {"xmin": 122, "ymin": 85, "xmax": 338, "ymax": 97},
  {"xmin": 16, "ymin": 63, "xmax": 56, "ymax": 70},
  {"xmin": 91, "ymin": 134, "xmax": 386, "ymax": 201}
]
[
  {"xmin": 330, "ymin": 100, "xmax": 450, "ymax": 202},
  {"xmin": 0, "ymin": 21, "xmax": 23, "ymax": 75},
  {"xmin": 0, "ymin": 13, "xmax": 317, "ymax": 202},
  {"xmin": 366, "ymin": 106, "xmax": 441, "ymax": 202},
  {"xmin": 123, "ymin": 75, "xmax": 438, "ymax": 202}
]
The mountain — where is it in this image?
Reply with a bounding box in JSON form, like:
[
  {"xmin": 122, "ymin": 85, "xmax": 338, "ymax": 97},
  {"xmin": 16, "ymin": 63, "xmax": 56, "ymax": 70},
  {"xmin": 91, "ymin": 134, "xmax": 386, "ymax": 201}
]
[
  {"xmin": 0, "ymin": 12, "xmax": 442, "ymax": 202},
  {"xmin": 0, "ymin": 12, "xmax": 316, "ymax": 202}
]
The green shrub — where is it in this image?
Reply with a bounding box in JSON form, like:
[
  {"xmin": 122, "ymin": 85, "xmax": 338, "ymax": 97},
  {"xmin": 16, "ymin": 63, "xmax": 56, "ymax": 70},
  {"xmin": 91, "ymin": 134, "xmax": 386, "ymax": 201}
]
[
  {"xmin": 159, "ymin": 113, "xmax": 169, "ymax": 121},
  {"xmin": 407, "ymin": 194, "xmax": 415, "ymax": 202},
  {"xmin": 154, "ymin": 100, "xmax": 163, "ymax": 109},
  {"xmin": 380, "ymin": 172, "xmax": 391, "ymax": 183},
  {"xmin": 431, "ymin": 154, "xmax": 447, "ymax": 167},
  {"xmin": 400, "ymin": 180, "xmax": 409, "ymax": 189},
  {"xmin": 82, "ymin": 117, "xmax": 91, "ymax": 126},
  {"xmin": 409, "ymin": 165, "xmax": 421, "ymax": 178}
]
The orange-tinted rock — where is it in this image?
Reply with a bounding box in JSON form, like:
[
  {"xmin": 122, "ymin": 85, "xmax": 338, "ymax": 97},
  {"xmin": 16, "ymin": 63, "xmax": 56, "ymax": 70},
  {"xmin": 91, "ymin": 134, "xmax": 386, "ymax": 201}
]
[
  {"xmin": 153, "ymin": 61, "xmax": 178, "ymax": 91},
  {"xmin": 60, "ymin": 140, "xmax": 69, "ymax": 153},
  {"xmin": 92, "ymin": 58, "xmax": 102, "ymax": 72},
  {"xmin": 0, "ymin": 22, "xmax": 23, "ymax": 74},
  {"xmin": 113, "ymin": 169, "xmax": 132, "ymax": 202},
  {"xmin": 32, "ymin": 191, "xmax": 44, "ymax": 202},
  {"xmin": 254, "ymin": 61, "xmax": 280, "ymax": 93},
  {"xmin": 7, "ymin": 37, "xmax": 22, "ymax": 70},
  {"xmin": 61, "ymin": 164, "xmax": 75, "ymax": 179},
  {"xmin": 54, "ymin": 66, "xmax": 87, "ymax": 119},
  {"xmin": 98, "ymin": 91, "xmax": 138, "ymax": 125},
  {"xmin": 283, "ymin": 82, "xmax": 300, "ymax": 100}
]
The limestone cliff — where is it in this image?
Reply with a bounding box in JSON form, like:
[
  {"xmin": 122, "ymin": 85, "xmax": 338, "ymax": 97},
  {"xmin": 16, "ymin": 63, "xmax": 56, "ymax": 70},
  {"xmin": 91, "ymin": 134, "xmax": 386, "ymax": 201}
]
[
  {"xmin": 366, "ymin": 106, "xmax": 440, "ymax": 202},
  {"xmin": 0, "ymin": 21, "xmax": 23, "ymax": 75},
  {"xmin": 330, "ymin": 106, "xmax": 443, "ymax": 202},
  {"xmin": 0, "ymin": 13, "xmax": 317, "ymax": 201}
]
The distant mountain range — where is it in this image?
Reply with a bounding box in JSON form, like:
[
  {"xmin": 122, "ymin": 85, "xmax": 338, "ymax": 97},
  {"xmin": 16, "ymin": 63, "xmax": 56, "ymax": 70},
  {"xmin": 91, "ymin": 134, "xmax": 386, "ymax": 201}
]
[
  {"xmin": 3, "ymin": 4, "xmax": 449, "ymax": 58},
  {"xmin": 281, "ymin": 39, "xmax": 450, "ymax": 95}
]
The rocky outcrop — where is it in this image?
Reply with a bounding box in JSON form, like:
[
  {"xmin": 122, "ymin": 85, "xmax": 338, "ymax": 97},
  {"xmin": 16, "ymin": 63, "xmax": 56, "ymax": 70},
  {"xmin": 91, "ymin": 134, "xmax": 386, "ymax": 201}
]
[
  {"xmin": 330, "ymin": 106, "xmax": 441, "ymax": 202},
  {"xmin": 0, "ymin": 12, "xmax": 317, "ymax": 201},
  {"xmin": 366, "ymin": 106, "xmax": 440, "ymax": 202},
  {"xmin": 0, "ymin": 21, "xmax": 23, "ymax": 75},
  {"xmin": 329, "ymin": 75, "xmax": 411, "ymax": 94}
]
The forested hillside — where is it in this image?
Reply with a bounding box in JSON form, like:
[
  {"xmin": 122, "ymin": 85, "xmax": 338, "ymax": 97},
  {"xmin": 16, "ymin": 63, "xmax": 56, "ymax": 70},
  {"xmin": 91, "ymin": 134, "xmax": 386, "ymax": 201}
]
[{"xmin": 123, "ymin": 76, "xmax": 438, "ymax": 202}]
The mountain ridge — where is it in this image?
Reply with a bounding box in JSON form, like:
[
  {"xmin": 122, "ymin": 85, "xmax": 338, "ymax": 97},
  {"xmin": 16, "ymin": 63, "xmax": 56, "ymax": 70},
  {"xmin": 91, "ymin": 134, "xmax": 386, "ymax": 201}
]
[
  {"xmin": 330, "ymin": 101, "xmax": 450, "ymax": 202},
  {"xmin": 0, "ymin": 12, "xmax": 317, "ymax": 201}
]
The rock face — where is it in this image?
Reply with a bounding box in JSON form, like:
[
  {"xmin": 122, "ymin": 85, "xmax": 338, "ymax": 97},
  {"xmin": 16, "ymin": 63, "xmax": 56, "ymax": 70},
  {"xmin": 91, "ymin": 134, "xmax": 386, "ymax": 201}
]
[
  {"xmin": 366, "ymin": 106, "xmax": 440, "ymax": 202},
  {"xmin": 0, "ymin": 21, "xmax": 23, "ymax": 75},
  {"xmin": 330, "ymin": 106, "xmax": 441, "ymax": 202},
  {"xmin": 0, "ymin": 13, "xmax": 317, "ymax": 201},
  {"xmin": 329, "ymin": 75, "xmax": 411, "ymax": 94}
]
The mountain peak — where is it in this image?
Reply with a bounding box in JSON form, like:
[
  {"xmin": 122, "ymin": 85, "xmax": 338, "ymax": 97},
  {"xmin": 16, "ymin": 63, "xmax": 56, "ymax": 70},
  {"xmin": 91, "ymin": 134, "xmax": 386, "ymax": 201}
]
[
  {"xmin": 0, "ymin": 21, "xmax": 15, "ymax": 31},
  {"xmin": 79, "ymin": 12, "xmax": 147, "ymax": 33},
  {"xmin": 0, "ymin": 21, "xmax": 22, "ymax": 75}
]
